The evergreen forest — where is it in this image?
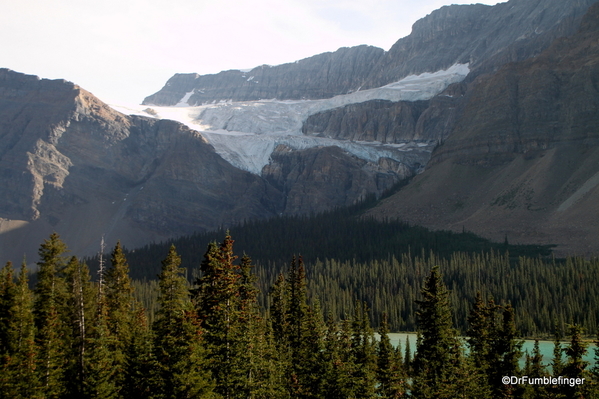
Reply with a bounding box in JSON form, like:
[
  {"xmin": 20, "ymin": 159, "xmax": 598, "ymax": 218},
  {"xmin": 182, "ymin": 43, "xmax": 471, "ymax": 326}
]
[{"xmin": 1, "ymin": 231, "xmax": 599, "ymax": 398}]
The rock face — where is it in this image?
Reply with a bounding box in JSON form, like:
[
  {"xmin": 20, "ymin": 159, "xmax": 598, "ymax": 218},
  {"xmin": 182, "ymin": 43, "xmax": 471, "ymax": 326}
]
[
  {"xmin": 362, "ymin": 0, "xmax": 597, "ymax": 89},
  {"xmin": 262, "ymin": 145, "xmax": 409, "ymax": 214},
  {"xmin": 0, "ymin": 69, "xmax": 284, "ymax": 259},
  {"xmin": 143, "ymin": 46, "xmax": 385, "ymax": 106},
  {"xmin": 301, "ymin": 82, "xmax": 466, "ymax": 143},
  {"xmin": 144, "ymin": 0, "xmax": 596, "ymax": 106},
  {"xmin": 366, "ymin": 2, "xmax": 599, "ymax": 256},
  {"xmin": 0, "ymin": 69, "xmax": 411, "ymax": 260}
]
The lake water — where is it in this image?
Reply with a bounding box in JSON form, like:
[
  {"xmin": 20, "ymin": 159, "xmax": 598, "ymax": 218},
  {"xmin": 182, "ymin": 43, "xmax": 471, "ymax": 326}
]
[{"xmin": 386, "ymin": 333, "xmax": 596, "ymax": 368}]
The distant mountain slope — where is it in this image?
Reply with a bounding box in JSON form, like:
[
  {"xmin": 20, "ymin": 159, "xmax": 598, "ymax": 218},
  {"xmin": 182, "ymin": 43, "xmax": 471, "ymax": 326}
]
[
  {"xmin": 366, "ymin": 2, "xmax": 599, "ymax": 256},
  {"xmin": 144, "ymin": 0, "xmax": 597, "ymax": 106},
  {"xmin": 0, "ymin": 69, "xmax": 412, "ymax": 261},
  {"xmin": 143, "ymin": 45, "xmax": 385, "ymax": 106},
  {"xmin": 0, "ymin": 68, "xmax": 290, "ymax": 260}
]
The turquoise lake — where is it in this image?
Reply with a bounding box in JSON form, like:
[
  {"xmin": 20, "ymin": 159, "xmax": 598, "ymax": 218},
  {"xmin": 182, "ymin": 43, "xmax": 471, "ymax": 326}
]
[{"xmin": 386, "ymin": 333, "xmax": 596, "ymax": 368}]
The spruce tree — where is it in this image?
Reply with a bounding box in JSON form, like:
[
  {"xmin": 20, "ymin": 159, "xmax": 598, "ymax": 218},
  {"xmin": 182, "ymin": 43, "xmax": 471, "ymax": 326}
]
[
  {"xmin": 234, "ymin": 254, "xmax": 284, "ymax": 398},
  {"xmin": 64, "ymin": 256, "xmax": 95, "ymax": 397},
  {"xmin": 522, "ymin": 340, "xmax": 548, "ymax": 399},
  {"xmin": 552, "ymin": 323, "xmax": 564, "ymax": 373},
  {"xmin": 562, "ymin": 324, "xmax": 589, "ymax": 398},
  {"xmin": 193, "ymin": 235, "xmax": 243, "ymax": 398},
  {"xmin": 404, "ymin": 335, "xmax": 412, "ymax": 376},
  {"xmin": 0, "ymin": 261, "xmax": 16, "ymax": 357},
  {"xmin": 377, "ymin": 313, "xmax": 406, "ymax": 398},
  {"xmin": 0, "ymin": 261, "xmax": 40, "ymax": 399},
  {"xmin": 11, "ymin": 262, "xmax": 40, "ymax": 398},
  {"xmin": 0, "ymin": 261, "xmax": 17, "ymax": 397},
  {"xmin": 34, "ymin": 232, "xmax": 70, "ymax": 398},
  {"xmin": 412, "ymin": 266, "xmax": 462, "ymax": 398},
  {"xmin": 153, "ymin": 245, "xmax": 214, "ymax": 399},
  {"xmin": 269, "ymin": 272, "xmax": 289, "ymax": 346},
  {"xmin": 484, "ymin": 303, "xmax": 524, "ymax": 399},
  {"xmin": 83, "ymin": 309, "xmax": 118, "ymax": 399},
  {"xmin": 466, "ymin": 294, "xmax": 503, "ymax": 396},
  {"xmin": 350, "ymin": 301, "xmax": 377, "ymax": 399},
  {"xmin": 322, "ymin": 316, "xmax": 356, "ymax": 398},
  {"xmin": 123, "ymin": 308, "xmax": 155, "ymax": 399}
]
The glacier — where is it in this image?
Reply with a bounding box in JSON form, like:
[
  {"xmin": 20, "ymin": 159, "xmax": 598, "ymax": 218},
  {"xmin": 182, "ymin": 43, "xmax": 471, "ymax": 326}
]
[{"xmin": 110, "ymin": 64, "xmax": 469, "ymax": 175}]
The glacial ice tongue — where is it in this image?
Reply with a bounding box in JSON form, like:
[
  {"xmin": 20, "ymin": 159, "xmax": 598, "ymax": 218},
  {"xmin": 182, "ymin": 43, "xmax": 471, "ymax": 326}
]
[{"xmin": 110, "ymin": 64, "xmax": 469, "ymax": 175}]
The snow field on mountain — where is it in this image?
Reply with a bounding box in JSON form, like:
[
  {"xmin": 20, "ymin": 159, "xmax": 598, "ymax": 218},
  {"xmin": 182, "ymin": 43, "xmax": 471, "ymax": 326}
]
[{"xmin": 111, "ymin": 64, "xmax": 469, "ymax": 175}]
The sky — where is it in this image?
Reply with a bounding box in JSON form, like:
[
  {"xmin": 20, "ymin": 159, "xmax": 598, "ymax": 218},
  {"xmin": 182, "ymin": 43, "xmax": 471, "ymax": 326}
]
[{"xmin": 1, "ymin": 0, "xmax": 502, "ymax": 105}]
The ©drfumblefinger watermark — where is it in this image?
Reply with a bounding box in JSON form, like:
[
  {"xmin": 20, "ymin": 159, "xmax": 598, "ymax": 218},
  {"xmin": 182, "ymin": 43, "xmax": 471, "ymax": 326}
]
[{"xmin": 502, "ymin": 376, "xmax": 585, "ymax": 387}]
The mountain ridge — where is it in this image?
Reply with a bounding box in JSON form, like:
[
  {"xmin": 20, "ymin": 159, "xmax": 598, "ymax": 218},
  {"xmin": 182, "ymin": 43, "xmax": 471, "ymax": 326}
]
[
  {"xmin": 144, "ymin": 0, "xmax": 597, "ymax": 106},
  {"xmin": 365, "ymin": 1, "xmax": 599, "ymax": 256}
]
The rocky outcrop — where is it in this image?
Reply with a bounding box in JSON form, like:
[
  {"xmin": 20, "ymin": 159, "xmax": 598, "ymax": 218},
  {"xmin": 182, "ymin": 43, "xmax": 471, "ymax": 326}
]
[
  {"xmin": 302, "ymin": 100, "xmax": 430, "ymax": 143},
  {"xmin": 301, "ymin": 82, "xmax": 466, "ymax": 143},
  {"xmin": 362, "ymin": 0, "xmax": 598, "ymax": 88},
  {"xmin": 145, "ymin": 0, "xmax": 598, "ymax": 106},
  {"xmin": 143, "ymin": 46, "xmax": 385, "ymax": 105},
  {"xmin": 262, "ymin": 145, "xmax": 410, "ymax": 214},
  {"xmin": 366, "ymin": 2, "xmax": 599, "ymax": 256}
]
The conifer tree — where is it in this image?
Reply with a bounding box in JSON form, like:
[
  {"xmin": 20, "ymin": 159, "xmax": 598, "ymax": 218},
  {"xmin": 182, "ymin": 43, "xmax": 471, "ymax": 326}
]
[
  {"xmin": 286, "ymin": 256, "xmax": 313, "ymax": 397},
  {"xmin": 270, "ymin": 272, "xmax": 289, "ymax": 345},
  {"xmin": 83, "ymin": 309, "xmax": 118, "ymax": 399},
  {"xmin": 154, "ymin": 245, "xmax": 214, "ymax": 399},
  {"xmin": 235, "ymin": 254, "xmax": 285, "ymax": 398},
  {"xmin": 350, "ymin": 301, "xmax": 377, "ymax": 399},
  {"xmin": 412, "ymin": 266, "xmax": 462, "ymax": 398},
  {"xmin": 377, "ymin": 313, "xmax": 406, "ymax": 398},
  {"xmin": 0, "ymin": 261, "xmax": 40, "ymax": 398},
  {"xmin": 466, "ymin": 294, "xmax": 503, "ymax": 396},
  {"xmin": 0, "ymin": 261, "xmax": 16, "ymax": 356},
  {"xmin": 404, "ymin": 335, "xmax": 412, "ymax": 376},
  {"xmin": 299, "ymin": 299, "xmax": 327, "ymax": 398},
  {"xmin": 467, "ymin": 292, "xmax": 494, "ymax": 370},
  {"xmin": 322, "ymin": 316, "xmax": 356, "ymax": 398},
  {"xmin": 489, "ymin": 304, "xmax": 523, "ymax": 399},
  {"xmin": 64, "ymin": 256, "xmax": 95, "ymax": 397},
  {"xmin": 193, "ymin": 235, "xmax": 244, "ymax": 398},
  {"xmin": 123, "ymin": 308, "xmax": 155, "ymax": 399},
  {"xmin": 34, "ymin": 232, "xmax": 70, "ymax": 398},
  {"xmin": 0, "ymin": 261, "xmax": 17, "ymax": 397},
  {"xmin": 522, "ymin": 340, "xmax": 547, "ymax": 399},
  {"xmin": 8, "ymin": 262, "xmax": 40, "ymax": 398},
  {"xmin": 562, "ymin": 324, "xmax": 589, "ymax": 398}
]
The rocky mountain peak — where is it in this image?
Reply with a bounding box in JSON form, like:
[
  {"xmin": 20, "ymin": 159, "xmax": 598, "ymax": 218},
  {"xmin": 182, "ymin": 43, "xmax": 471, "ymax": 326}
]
[{"xmin": 367, "ymin": 1, "xmax": 599, "ymax": 256}]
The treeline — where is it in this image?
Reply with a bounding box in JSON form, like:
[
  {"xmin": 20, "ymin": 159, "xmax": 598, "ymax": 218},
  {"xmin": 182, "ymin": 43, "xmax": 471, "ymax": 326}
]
[
  {"xmin": 297, "ymin": 252, "xmax": 599, "ymax": 336},
  {"xmin": 1, "ymin": 232, "xmax": 599, "ymax": 398},
  {"xmin": 0, "ymin": 234, "xmax": 599, "ymax": 399},
  {"xmin": 129, "ymin": 251, "xmax": 598, "ymax": 337},
  {"xmin": 104, "ymin": 206, "xmax": 554, "ymax": 282}
]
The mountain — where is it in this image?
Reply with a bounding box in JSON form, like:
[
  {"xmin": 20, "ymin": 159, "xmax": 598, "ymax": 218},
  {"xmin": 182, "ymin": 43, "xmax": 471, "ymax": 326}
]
[
  {"xmin": 0, "ymin": 69, "xmax": 412, "ymax": 261},
  {"xmin": 144, "ymin": 0, "xmax": 596, "ymax": 106},
  {"xmin": 2, "ymin": 0, "xmax": 599, "ymax": 261},
  {"xmin": 366, "ymin": 1, "xmax": 599, "ymax": 256},
  {"xmin": 143, "ymin": 45, "xmax": 386, "ymax": 106}
]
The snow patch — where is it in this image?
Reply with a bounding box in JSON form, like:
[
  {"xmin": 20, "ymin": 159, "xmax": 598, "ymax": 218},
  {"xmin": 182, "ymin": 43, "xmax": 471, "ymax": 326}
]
[{"xmin": 176, "ymin": 90, "xmax": 195, "ymax": 107}]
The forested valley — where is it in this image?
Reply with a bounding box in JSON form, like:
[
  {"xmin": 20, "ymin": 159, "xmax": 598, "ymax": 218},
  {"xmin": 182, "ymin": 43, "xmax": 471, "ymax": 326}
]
[{"xmin": 1, "ymin": 229, "xmax": 599, "ymax": 398}]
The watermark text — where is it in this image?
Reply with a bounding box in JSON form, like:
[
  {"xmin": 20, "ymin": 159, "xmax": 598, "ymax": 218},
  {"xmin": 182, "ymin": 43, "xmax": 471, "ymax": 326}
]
[{"xmin": 502, "ymin": 376, "xmax": 585, "ymax": 387}]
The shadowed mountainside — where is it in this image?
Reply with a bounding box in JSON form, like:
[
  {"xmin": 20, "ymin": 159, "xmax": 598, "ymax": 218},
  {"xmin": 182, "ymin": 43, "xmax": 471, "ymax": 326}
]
[{"xmin": 366, "ymin": 2, "xmax": 599, "ymax": 256}]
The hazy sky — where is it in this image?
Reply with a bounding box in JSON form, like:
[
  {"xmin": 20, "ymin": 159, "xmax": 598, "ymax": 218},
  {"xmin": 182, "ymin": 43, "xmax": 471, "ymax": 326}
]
[{"xmin": 1, "ymin": 0, "xmax": 502, "ymax": 104}]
